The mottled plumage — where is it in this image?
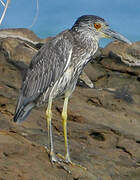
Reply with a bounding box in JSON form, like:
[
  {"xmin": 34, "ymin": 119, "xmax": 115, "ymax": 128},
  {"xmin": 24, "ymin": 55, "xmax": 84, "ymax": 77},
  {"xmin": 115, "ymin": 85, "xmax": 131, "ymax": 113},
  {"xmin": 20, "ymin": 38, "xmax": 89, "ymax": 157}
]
[{"xmin": 14, "ymin": 15, "xmax": 131, "ymax": 164}]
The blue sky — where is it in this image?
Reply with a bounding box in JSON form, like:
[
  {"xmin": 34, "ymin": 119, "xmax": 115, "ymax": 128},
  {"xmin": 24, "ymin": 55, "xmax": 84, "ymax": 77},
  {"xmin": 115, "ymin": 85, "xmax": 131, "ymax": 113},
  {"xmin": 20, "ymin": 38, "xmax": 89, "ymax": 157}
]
[{"xmin": 0, "ymin": 0, "xmax": 139, "ymax": 46}]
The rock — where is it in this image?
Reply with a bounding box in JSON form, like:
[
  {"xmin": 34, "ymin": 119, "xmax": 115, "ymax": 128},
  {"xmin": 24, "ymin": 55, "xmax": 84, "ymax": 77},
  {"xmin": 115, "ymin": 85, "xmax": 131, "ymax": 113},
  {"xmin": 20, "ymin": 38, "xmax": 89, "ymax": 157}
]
[
  {"xmin": 100, "ymin": 41, "xmax": 140, "ymax": 78},
  {"xmin": 0, "ymin": 37, "xmax": 37, "ymax": 64},
  {"xmin": 102, "ymin": 41, "xmax": 140, "ymax": 66},
  {"xmin": 0, "ymin": 29, "xmax": 140, "ymax": 180},
  {"xmin": 78, "ymin": 71, "xmax": 94, "ymax": 88},
  {"xmin": 0, "ymin": 28, "xmax": 43, "ymax": 44}
]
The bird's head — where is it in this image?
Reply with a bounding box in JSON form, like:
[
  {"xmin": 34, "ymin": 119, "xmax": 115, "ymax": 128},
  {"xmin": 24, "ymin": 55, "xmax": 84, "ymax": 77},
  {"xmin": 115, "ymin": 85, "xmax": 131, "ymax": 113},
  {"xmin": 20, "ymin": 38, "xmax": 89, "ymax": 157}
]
[{"xmin": 72, "ymin": 15, "xmax": 131, "ymax": 44}]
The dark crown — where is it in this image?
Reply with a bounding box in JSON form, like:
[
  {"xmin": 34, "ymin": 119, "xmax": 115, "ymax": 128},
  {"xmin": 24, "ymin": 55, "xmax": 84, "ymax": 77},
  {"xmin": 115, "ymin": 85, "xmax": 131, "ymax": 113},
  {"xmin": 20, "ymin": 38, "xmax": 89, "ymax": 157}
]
[{"xmin": 72, "ymin": 15, "xmax": 105, "ymax": 30}]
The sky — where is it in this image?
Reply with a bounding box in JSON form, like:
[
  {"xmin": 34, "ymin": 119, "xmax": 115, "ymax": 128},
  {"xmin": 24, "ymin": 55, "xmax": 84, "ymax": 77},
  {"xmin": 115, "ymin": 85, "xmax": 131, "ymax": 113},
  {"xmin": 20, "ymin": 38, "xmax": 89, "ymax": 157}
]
[{"xmin": 0, "ymin": 0, "xmax": 140, "ymax": 47}]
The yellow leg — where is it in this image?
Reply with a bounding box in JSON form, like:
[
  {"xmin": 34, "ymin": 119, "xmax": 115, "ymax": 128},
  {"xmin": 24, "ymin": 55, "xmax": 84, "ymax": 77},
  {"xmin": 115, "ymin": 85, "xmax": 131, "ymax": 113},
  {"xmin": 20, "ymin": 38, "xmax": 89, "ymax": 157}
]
[
  {"xmin": 61, "ymin": 96, "xmax": 86, "ymax": 170},
  {"xmin": 46, "ymin": 98, "xmax": 57, "ymax": 163},
  {"xmin": 46, "ymin": 96, "xmax": 86, "ymax": 171},
  {"xmin": 62, "ymin": 96, "xmax": 71, "ymax": 163}
]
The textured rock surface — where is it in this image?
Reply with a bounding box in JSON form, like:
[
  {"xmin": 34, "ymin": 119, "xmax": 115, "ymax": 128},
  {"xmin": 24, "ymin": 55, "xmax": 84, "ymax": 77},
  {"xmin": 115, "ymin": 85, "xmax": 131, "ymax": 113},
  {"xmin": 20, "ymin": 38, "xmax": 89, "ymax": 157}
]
[
  {"xmin": 0, "ymin": 37, "xmax": 37, "ymax": 64},
  {"xmin": 102, "ymin": 41, "xmax": 140, "ymax": 66},
  {"xmin": 0, "ymin": 29, "xmax": 140, "ymax": 180},
  {"xmin": 0, "ymin": 28, "xmax": 45, "ymax": 44}
]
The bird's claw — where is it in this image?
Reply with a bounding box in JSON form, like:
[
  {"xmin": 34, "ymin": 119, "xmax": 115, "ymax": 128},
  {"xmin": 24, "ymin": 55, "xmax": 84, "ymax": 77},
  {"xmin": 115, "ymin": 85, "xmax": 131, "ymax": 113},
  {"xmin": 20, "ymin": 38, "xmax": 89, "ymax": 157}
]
[
  {"xmin": 44, "ymin": 145, "xmax": 86, "ymax": 172},
  {"xmin": 51, "ymin": 153, "xmax": 72, "ymax": 174},
  {"xmin": 44, "ymin": 146, "xmax": 71, "ymax": 173},
  {"xmin": 57, "ymin": 153, "xmax": 87, "ymax": 171}
]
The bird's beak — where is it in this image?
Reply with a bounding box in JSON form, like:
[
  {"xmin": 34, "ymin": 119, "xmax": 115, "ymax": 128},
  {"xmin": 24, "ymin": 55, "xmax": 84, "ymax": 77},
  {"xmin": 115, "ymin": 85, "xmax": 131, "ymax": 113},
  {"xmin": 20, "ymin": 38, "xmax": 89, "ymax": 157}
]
[{"xmin": 102, "ymin": 28, "xmax": 131, "ymax": 44}]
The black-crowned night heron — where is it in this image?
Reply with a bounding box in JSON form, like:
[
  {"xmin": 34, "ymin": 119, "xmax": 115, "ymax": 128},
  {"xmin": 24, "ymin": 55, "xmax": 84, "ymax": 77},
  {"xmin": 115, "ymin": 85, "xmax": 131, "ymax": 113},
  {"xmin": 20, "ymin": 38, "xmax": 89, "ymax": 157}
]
[{"xmin": 14, "ymin": 15, "xmax": 131, "ymax": 164}]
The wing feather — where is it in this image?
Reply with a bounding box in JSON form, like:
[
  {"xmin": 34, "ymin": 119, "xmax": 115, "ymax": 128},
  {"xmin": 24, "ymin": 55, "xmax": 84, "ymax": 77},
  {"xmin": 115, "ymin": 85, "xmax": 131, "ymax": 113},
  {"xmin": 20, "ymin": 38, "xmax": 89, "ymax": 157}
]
[{"xmin": 17, "ymin": 32, "xmax": 73, "ymax": 108}]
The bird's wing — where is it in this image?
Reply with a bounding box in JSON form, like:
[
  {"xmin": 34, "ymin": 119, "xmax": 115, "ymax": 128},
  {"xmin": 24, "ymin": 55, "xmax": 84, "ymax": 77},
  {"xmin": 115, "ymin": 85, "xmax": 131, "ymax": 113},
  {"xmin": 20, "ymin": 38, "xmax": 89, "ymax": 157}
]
[{"xmin": 19, "ymin": 34, "xmax": 73, "ymax": 105}]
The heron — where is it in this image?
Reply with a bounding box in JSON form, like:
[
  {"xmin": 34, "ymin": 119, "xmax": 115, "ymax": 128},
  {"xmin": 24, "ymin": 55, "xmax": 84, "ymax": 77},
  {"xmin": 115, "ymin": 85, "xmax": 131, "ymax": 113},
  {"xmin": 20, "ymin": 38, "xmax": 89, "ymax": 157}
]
[{"xmin": 13, "ymin": 15, "xmax": 131, "ymax": 164}]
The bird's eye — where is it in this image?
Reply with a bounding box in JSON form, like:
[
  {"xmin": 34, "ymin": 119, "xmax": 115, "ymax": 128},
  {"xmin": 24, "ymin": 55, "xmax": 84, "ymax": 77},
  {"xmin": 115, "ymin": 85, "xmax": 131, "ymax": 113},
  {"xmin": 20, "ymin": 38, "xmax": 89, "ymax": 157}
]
[{"xmin": 94, "ymin": 23, "xmax": 101, "ymax": 29}]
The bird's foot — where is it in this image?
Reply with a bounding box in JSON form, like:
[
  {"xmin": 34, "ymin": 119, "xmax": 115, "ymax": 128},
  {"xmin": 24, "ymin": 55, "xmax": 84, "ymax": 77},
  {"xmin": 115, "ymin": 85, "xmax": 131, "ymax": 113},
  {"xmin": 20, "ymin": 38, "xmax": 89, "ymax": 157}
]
[
  {"xmin": 57, "ymin": 153, "xmax": 87, "ymax": 171},
  {"xmin": 50, "ymin": 151, "xmax": 59, "ymax": 163},
  {"xmin": 50, "ymin": 152, "xmax": 72, "ymax": 174},
  {"xmin": 44, "ymin": 145, "xmax": 59, "ymax": 163},
  {"xmin": 44, "ymin": 146, "xmax": 71, "ymax": 173}
]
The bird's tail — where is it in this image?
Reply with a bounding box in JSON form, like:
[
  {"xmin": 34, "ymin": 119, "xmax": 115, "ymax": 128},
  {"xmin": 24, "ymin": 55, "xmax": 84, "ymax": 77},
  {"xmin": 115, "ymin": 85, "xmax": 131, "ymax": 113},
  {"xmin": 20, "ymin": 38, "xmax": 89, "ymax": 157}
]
[{"xmin": 13, "ymin": 102, "xmax": 35, "ymax": 123}]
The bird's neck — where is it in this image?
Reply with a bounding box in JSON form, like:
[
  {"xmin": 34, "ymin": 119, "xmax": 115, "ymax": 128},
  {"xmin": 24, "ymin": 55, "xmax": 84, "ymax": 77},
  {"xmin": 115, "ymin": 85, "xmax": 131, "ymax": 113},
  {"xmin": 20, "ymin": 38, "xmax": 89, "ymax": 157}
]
[
  {"xmin": 70, "ymin": 29, "xmax": 99, "ymax": 70},
  {"xmin": 71, "ymin": 28, "xmax": 99, "ymax": 50}
]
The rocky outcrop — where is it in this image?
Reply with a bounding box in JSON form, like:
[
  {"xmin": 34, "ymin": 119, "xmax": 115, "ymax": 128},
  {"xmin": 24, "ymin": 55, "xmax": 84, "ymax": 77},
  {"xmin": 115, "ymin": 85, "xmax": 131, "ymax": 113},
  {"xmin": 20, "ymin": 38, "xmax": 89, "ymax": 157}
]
[
  {"xmin": 0, "ymin": 28, "xmax": 49, "ymax": 44},
  {"xmin": 0, "ymin": 28, "xmax": 140, "ymax": 180},
  {"xmin": 102, "ymin": 41, "xmax": 140, "ymax": 66}
]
